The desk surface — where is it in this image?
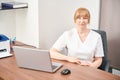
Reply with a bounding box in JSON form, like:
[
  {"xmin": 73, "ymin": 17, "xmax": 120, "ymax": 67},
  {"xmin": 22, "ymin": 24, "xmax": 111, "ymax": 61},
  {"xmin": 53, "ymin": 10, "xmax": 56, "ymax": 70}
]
[{"xmin": 0, "ymin": 55, "xmax": 120, "ymax": 80}]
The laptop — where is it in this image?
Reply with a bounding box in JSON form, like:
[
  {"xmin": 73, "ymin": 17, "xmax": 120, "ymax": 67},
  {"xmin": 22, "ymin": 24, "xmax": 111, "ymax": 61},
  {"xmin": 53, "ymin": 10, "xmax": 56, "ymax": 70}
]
[
  {"xmin": 0, "ymin": 49, "xmax": 12, "ymax": 58},
  {"xmin": 13, "ymin": 46, "xmax": 63, "ymax": 72}
]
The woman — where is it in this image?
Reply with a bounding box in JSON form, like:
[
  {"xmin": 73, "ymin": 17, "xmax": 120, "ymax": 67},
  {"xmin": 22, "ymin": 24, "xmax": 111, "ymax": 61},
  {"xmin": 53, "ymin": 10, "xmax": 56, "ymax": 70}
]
[{"xmin": 50, "ymin": 7, "xmax": 104, "ymax": 68}]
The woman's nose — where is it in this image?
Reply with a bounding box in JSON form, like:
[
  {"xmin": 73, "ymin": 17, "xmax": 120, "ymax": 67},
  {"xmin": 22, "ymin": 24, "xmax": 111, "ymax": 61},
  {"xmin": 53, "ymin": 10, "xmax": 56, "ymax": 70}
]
[{"xmin": 79, "ymin": 18, "xmax": 84, "ymax": 22}]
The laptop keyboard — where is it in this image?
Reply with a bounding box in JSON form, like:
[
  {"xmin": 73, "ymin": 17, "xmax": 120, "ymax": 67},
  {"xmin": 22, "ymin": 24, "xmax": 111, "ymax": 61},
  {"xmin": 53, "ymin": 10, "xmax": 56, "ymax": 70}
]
[{"xmin": 52, "ymin": 65, "xmax": 58, "ymax": 70}]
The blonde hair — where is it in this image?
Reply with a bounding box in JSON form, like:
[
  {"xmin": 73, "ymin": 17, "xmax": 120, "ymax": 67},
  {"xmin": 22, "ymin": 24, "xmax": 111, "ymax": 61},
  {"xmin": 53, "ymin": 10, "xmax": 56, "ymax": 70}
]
[{"xmin": 74, "ymin": 8, "xmax": 90, "ymax": 23}]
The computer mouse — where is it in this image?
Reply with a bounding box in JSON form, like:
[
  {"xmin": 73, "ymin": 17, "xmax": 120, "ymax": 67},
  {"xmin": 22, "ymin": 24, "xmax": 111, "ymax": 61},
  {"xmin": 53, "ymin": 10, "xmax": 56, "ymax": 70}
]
[{"xmin": 61, "ymin": 69, "xmax": 71, "ymax": 75}]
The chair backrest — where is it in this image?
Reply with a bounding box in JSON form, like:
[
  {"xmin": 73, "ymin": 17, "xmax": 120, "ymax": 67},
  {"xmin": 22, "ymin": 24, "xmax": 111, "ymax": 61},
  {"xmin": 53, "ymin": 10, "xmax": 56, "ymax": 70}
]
[{"xmin": 92, "ymin": 30, "xmax": 108, "ymax": 70}]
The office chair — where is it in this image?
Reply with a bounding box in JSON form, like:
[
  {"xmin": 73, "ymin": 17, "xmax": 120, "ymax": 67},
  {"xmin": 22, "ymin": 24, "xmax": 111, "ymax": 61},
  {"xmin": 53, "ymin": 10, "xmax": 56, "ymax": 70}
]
[{"xmin": 93, "ymin": 30, "xmax": 110, "ymax": 72}]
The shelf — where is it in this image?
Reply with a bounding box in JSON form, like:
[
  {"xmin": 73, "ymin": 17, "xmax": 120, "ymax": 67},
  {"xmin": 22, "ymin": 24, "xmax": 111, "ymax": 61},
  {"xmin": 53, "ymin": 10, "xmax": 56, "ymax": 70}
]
[
  {"xmin": 0, "ymin": 2, "xmax": 28, "ymax": 11},
  {"xmin": 0, "ymin": 6, "xmax": 28, "ymax": 11}
]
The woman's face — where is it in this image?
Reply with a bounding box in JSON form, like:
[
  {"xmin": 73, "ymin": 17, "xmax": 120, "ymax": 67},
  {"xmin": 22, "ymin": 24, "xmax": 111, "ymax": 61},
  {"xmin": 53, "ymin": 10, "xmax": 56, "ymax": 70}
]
[{"xmin": 75, "ymin": 17, "xmax": 89, "ymax": 29}]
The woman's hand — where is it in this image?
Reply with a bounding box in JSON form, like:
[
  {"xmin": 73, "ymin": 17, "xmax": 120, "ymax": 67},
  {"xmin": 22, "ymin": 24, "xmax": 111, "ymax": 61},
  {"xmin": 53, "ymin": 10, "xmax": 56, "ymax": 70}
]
[
  {"xmin": 50, "ymin": 48, "xmax": 80, "ymax": 64},
  {"xmin": 66, "ymin": 56, "xmax": 81, "ymax": 64},
  {"xmin": 80, "ymin": 57, "xmax": 102, "ymax": 68},
  {"xmin": 80, "ymin": 61, "xmax": 92, "ymax": 66}
]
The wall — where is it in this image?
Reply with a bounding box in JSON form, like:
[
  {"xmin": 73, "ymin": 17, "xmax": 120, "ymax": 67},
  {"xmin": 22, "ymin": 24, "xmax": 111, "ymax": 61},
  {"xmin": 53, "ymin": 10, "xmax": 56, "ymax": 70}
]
[
  {"xmin": 100, "ymin": 0, "xmax": 120, "ymax": 69},
  {"xmin": 0, "ymin": 0, "xmax": 16, "ymax": 39},
  {"xmin": 38, "ymin": 0, "xmax": 100, "ymax": 49},
  {"xmin": 0, "ymin": 0, "xmax": 39, "ymax": 48},
  {"xmin": 0, "ymin": 0, "xmax": 39, "ymax": 47},
  {"xmin": 0, "ymin": 0, "xmax": 100, "ymax": 49},
  {"xmin": 15, "ymin": 0, "xmax": 39, "ymax": 48}
]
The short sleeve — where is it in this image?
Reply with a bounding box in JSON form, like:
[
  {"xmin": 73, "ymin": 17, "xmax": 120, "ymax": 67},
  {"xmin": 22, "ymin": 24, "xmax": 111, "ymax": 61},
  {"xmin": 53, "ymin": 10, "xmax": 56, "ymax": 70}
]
[
  {"xmin": 52, "ymin": 32, "xmax": 67, "ymax": 51},
  {"xmin": 95, "ymin": 35, "xmax": 104, "ymax": 57}
]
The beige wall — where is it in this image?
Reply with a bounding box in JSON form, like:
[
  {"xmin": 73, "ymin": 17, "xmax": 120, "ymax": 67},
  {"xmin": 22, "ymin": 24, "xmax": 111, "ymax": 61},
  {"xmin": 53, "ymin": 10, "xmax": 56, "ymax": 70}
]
[
  {"xmin": 100, "ymin": 0, "xmax": 120, "ymax": 69},
  {"xmin": 15, "ymin": 0, "xmax": 39, "ymax": 48},
  {"xmin": 39, "ymin": 0, "xmax": 100, "ymax": 49},
  {"xmin": 0, "ymin": 0, "xmax": 100, "ymax": 49},
  {"xmin": 0, "ymin": 0, "xmax": 16, "ymax": 38}
]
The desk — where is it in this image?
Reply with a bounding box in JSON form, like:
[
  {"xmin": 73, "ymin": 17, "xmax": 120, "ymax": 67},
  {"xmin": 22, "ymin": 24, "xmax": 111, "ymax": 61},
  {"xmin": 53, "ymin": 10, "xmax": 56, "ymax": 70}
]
[{"xmin": 0, "ymin": 56, "xmax": 120, "ymax": 80}]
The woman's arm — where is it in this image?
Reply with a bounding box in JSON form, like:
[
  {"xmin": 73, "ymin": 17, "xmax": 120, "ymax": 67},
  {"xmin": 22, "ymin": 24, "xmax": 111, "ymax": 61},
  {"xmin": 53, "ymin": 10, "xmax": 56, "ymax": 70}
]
[
  {"xmin": 90, "ymin": 57, "xmax": 102, "ymax": 68},
  {"xmin": 50, "ymin": 48, "xmax": 102, "ymax": 67},
  {"xmin": 50, "ymin": 48, "xmax": 81, "ymax": 64},
  {"xmin": 80, "ymin": 57, "xmax": 102, "ymax": 68}
]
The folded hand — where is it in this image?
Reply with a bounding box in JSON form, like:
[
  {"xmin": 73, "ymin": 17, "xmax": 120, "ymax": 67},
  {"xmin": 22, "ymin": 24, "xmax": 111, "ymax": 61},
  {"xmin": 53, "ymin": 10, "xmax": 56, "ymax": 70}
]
[
  {"xmin": 80, "ymin": 61, "xmax": 92, "ymax": 66},
  {"xmin": 66, "ymin": 57, "xmax": 81, "ymax": 64}
]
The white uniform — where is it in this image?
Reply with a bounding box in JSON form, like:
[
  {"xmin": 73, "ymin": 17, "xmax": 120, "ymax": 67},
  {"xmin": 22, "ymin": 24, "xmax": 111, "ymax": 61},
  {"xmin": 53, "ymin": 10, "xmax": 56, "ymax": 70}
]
[{"xmin": 53, "ymin": 28, "xmax": 104, "ymax": 62}]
